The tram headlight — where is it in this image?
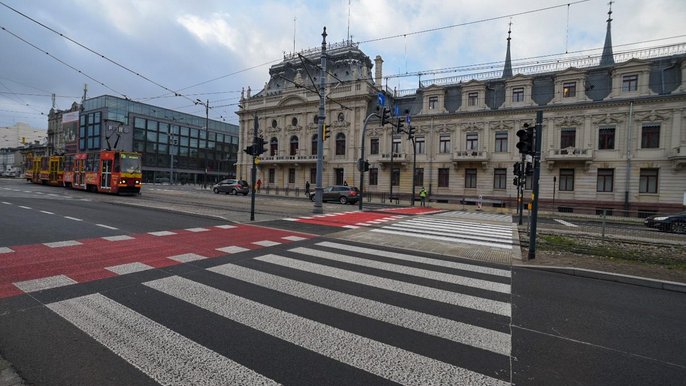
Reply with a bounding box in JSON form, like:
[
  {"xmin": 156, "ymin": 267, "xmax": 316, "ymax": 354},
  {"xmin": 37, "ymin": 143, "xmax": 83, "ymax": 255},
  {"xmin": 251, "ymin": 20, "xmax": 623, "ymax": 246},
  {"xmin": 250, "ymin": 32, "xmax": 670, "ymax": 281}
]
[{"xmin": 119, "ymin": 179, "xmax": 127, "ymax": 185}]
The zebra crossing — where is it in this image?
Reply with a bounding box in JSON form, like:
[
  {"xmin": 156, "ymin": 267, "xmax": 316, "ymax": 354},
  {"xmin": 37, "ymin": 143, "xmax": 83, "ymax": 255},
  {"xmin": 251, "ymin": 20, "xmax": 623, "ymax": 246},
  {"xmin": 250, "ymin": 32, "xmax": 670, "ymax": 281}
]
[
  {"xmin": 25, "ymin": 239, "xmax": 513, "ymax": 385},
  {"xmin": 371, "ymin": 211, "xmax": 515, "ymax": 249}
]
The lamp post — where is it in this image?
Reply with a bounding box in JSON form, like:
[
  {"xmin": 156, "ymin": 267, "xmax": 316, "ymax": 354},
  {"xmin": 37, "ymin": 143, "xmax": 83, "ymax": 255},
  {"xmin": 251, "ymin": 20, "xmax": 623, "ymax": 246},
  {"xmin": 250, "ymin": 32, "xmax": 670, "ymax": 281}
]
[{"xmin": 196, "ymin": 99, "xmax": 210, "ymax": 189}]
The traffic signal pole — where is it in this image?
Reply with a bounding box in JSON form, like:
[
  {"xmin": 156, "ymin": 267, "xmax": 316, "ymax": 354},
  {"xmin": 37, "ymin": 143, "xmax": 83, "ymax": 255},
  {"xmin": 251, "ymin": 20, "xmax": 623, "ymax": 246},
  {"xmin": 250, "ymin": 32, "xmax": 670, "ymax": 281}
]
[
  {"xmin": 250, "ymin": 115, "xmax": 258, "ymax": 221},
  {"xmin": 528, "ymin": 111, "xmax": 544, "ymax": 259}
]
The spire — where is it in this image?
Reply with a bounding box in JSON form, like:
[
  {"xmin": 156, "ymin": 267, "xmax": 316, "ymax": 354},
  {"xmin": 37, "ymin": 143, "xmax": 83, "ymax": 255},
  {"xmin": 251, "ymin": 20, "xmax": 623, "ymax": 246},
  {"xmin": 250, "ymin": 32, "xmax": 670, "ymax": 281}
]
[
  {"xmin": 502, "ymin": 20, "xmax": 513, "ymax": 78},
  {"xmin": 600, "ymin": 1, "xmax": 615, "ymax": 66}
]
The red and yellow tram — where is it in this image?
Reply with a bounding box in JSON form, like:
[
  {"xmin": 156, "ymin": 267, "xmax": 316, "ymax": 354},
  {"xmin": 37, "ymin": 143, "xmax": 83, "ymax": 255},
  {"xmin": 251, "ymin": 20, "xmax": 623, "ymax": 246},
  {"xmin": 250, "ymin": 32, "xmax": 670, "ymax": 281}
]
[{"xmin": 63, "ymin": 150, "xmax": 142, "ymax": 194}]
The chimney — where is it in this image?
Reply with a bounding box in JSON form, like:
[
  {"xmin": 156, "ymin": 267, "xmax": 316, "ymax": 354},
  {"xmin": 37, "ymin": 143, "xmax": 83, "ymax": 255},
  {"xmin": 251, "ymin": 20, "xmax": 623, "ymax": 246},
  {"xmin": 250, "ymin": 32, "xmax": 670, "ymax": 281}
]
[{"xmin": 374, "ymin": 55, "xmax": 384, "ymax": 86}]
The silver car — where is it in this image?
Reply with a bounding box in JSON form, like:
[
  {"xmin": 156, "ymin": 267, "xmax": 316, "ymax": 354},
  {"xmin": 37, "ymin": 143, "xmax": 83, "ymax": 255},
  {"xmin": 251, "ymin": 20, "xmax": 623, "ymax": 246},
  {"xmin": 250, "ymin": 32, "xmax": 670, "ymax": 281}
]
[{"xmin": 212, "ymin": 179, "xmax": 249, "ymax": 195}]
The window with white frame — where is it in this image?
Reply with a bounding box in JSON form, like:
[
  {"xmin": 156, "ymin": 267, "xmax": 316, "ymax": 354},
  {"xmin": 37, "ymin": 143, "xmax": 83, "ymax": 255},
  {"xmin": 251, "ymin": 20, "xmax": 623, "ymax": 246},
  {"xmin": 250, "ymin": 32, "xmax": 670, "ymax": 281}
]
[
  {"xmin": 622, "ymin": 74, "xmax": 638, "ymax": 92},
  {"xmin": 429, "ymin": 97, "xmax": 438, "ymax": 110},
  {"xmin": 468, "ymin": 92, "xmax": 478, "ymax": 106},
  {"xmin": 466, "ymin": 133, "xmax": 478, "ymax": 150},
  {"xmin": 563, "ymin": 82, "xmax": 576, "ymax": 98},
  {"xmin": 414, "ymin": 136, "xmax": 425, "ymax": 154},
  {"xmin": 495, "ymin": 131, "xmax": 508, "ymax": 152},
  {"xmin": 439, "ymin": 135, "xmax": 450, "ymax": 153},
  {"xmin": 512, "ymin": 87, "xmax": 524, "ymax": 102}
]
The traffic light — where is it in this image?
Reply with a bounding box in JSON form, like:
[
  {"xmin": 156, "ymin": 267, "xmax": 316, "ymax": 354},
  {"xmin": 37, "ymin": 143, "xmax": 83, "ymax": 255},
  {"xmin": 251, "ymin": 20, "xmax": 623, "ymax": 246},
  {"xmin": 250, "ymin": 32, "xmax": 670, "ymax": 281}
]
[
  {"xmin": 513, "ymin": 177, "xmax": 520, "ymax": 186},
  {"xmin": 396, "ymin": 118, "xmax": 404, "ymax": 134},
  {"xmin": 516, "ymin": 123, "xmax": 534, "ymax": 155},
  {"xmin": 513, "ymin": 162, "xmax": 522, "ymax": 177},
  {"xmin": 253, "ymin": 137, "xmax": 266, "ymax": 155},
  {"xmin": 357, "ymin": 159, "xmax": 371, "ymax": 172},
  {"xmin": 407, "ymin": 126, "xmax": 415, "ymax": 140},
  {"xmin": 243, "ymin": 145, "xmax": 255, "ymax": 156},
  {"xmin": 363, "ymin": 160, "xmax": 370, "ymax": 172},
  {"xmin": 525, "ymin": 161, "xmax": 533, "ymax": 176},
  {"xmin": 381, "ymin": 108, "xmax": 391, "ymax": 126},
  {"xmin": 323, "ymin": 124, "xmax": 331, "ymax": 140}
]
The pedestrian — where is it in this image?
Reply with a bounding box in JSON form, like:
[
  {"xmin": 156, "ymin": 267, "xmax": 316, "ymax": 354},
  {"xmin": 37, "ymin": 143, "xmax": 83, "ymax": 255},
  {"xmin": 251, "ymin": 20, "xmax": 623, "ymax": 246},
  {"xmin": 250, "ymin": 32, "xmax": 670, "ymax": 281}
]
[
  {"xmin": 343, "ymin": 180, "xmax": 348, "ymax": 186},
  {"xmin": 256, "ymin": 178, "xmax": 262, "ymax": 193},
  {"xmin": 305, "ymin": 181, "xmax": 310, "ymax": 197},
  {"xmin": 419, "ymin": 187, "xmax": 427, "ymax": 207}
]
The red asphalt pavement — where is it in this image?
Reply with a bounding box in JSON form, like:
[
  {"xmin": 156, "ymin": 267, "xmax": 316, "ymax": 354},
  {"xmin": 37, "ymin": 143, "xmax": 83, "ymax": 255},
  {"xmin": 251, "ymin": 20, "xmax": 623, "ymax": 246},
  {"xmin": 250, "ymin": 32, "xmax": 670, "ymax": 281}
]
[{"xmin": 0, "ymin": 224, "xmax": 313, "ymax": 299}]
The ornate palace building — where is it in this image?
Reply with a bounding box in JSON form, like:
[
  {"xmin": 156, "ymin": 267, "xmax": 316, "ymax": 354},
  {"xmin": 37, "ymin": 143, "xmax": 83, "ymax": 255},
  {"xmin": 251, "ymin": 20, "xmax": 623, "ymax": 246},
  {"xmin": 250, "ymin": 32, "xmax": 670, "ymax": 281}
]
[{"xmin": 237, "ymin": 10, "xmax": 686, "ymax": 215}]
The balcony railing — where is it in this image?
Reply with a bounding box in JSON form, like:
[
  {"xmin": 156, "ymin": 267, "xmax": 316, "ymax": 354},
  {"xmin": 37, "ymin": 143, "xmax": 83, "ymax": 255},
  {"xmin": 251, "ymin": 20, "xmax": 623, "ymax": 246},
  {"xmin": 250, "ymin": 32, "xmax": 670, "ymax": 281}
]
[
  {"xmin": 259, "ymin": 154, "xmax": 318, "ymax": 163},
  {"xmin": 452, "ymin": 150, "xmax": 489, "ymax": 162},
  {"xmin": 546, "ymin": 147, "xmax": 594, "ymax": 161},
  {"xmin": 379, "ymin": 153, "xmax": 408, "ymax": 162}
]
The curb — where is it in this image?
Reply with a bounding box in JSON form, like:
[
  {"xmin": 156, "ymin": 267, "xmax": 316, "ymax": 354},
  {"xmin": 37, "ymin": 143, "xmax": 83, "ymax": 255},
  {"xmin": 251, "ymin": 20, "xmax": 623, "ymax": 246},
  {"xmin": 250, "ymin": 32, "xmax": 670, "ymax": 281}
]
[{"xmin": 515, "ymin": 264, "xmax": 686, "ymax": 293}]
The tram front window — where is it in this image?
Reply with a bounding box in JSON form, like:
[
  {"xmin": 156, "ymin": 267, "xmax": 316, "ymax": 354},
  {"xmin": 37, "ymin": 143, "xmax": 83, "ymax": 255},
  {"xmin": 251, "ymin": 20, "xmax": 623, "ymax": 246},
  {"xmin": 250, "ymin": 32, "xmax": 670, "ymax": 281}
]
[{"xmin": 116, "ymin": 153, "xmax": 141, "ymax": 173}]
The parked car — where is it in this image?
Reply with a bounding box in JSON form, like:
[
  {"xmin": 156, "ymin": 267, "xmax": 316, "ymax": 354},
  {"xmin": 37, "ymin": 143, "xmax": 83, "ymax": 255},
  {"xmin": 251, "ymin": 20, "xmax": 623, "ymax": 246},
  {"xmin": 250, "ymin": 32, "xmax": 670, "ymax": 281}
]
[
  {"xmin": 309, "ymin": 185, "xmax": 359, "ymax": 204},
  {"xmin": 212, "ymin": 179, "xmax": 249, "ymax": 195},
  {"xmin": 644, "ymin": 211, "xmax": 686, "ymax": 233}
]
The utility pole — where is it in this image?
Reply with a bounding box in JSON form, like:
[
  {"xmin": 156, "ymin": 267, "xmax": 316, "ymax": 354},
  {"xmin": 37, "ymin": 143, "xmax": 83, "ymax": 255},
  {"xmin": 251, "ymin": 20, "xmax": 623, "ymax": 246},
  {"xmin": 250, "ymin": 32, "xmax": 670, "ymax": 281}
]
[
  {"xmin": 528, "ymin": 110, "xmax": 543, "ymax": 259},
  {"xmin": 250, "ymin": 115, "xmax": 258, "ymax": 221},
  {"xmin": 313, "ymin": 27, "xmax": 327, "ymax": 214},
  {"xmin": 204, "ymin": 99, "xmax": 209, "ymax": 188}
]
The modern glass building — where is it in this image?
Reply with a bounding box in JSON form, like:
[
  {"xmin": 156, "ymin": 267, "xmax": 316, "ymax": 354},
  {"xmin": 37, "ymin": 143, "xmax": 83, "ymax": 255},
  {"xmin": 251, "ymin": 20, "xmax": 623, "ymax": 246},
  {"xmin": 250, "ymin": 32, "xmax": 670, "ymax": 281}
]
[{"xmin": 69, "ymin": 95, "xmax": 240, "ymax": 184}]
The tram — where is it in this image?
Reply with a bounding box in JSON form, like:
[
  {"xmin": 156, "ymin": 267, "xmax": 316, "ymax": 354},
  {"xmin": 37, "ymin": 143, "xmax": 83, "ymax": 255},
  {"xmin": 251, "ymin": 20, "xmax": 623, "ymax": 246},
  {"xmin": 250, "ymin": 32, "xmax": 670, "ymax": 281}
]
[
  {"xmin": 24, "ymin": 154, "xmax": 63, "ymax": 186},
  {"xmin": 63, "ymin": 150, "xmax": 142, "ymax": 194}
]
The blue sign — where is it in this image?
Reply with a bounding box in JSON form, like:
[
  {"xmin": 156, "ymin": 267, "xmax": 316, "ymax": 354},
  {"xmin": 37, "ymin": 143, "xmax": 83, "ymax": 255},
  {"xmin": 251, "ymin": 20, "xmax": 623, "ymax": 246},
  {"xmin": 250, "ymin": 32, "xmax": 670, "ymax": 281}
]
[
  {"xmin": 393, "ymin": 104, "xmax": 400, "ymax": 117},
  {"xmin": 377, "ymin": 92, "xmax": 385, "ymax": 107},
  {"xmin": 406, "ymin": 115, "xmax": 411, "ymax": 125}
]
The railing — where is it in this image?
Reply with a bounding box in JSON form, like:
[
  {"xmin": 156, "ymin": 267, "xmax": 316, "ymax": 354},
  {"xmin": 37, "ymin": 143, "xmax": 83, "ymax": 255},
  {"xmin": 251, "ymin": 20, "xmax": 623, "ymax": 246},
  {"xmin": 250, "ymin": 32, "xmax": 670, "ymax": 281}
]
[
  {"xmin": 546, "ymin": 148, "xmax": 593, "ymax": 160},
  {"xmin": 452, "ymin": 150, "xmax": 489, "ymax": 160}
]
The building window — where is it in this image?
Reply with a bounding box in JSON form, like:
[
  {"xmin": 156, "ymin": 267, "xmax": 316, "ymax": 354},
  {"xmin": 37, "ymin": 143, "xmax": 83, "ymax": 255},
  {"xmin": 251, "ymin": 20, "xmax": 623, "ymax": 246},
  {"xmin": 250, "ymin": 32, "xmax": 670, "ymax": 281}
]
[
  {"xmin": 439, "ymin": 135, "xmax": 450, "ymax": 153},
  {"xmin": 369, "ymin": 168, "xmax": 378, "ymax": 185},
  {"xmin": 466, "ymin": 133, "xmax": 478, "ymax": 150},
  {"xmin": 80, "ymin": 112, "xmax": 102, "ymax": 151},
  {"xmin": 641, "ymin": 125, "xmax": 660, "ymax": 149},
  {"xmin": 334, "ymin": 168, "xmax": 344, "ymax": 185},
  {"xmin": 391, "ymin": 167, "xmax": 400, "ymax": 186},
  {"xmin": 392, "ymin": 136, "xmax": 401, "ymax": 154},
  {"xmin": 310, "ymin": 168, "xmax": 316, "ymax": 185},
  {"xmin": 465, "ymin": 168, "xmax": 477, "ymax": 188},
  {"xmin": 563, "ymin": 82, "xmax": 576, "ymax": 98},
  {"xmin": 269, "ymin": 137, "xmax": 278, "ymax": 156},
  {"xmin": 429, "ymin": 96, "xmax": 438, "ymax": 110},
  {"xmin": 289, "ymin": 135, "xmax": 298, "ymax": 156},
  {"xmin": 495, "ymin": 131, "xmax": 508, "ymax": 152},
  {"xmin": 493, "ymin": 168, "xmax": 507, "ymax": 190},
  {"xmin": 559, "ymin": 169, "xmax": 575, "ymax": 191},
  {"xmin": 597, "ymin": 168, "xmax": 614, "ymax": 192},
  {"xmin": 438, "ymin": 168, "xmax": 449, "ymax": 187},
  {"xmin": 268, "ymin": 168, "xmax": 275, "ymax": 183},
  {"xmin": 370, "ymin": 138, "xmax": 379, "ymax": 155},
  {"xmin": 598, "ymin": 128, "xmax": 615, "ymax": 150},
  {"xmin": 414, "ymin": 168, "xmax": 424, "ymax": 186},
  {"xmin": 639, "ymin": 168, "xmax": 658, "ymax": 193},
  {"xmin": 415, "ymin": 137, "xmax": 425, "ymax": 154},
  {"xmin": 288, "ymin": 168, "xmax": 295, "ymax": 183},
  {"xmin": 335, "ymin": 133, "xmax": 346, "ymax": 155},
  {"xmin": 467, "ymin": 92, "xmax": 478, "ymax": 106},
  {"xmin": 622, "ymin": 74, "xmax": 638, "ymax": 92},
  {"xmin": 271, "ymin": 119, "xmax": 277, "ymax": 128},
  {"xmin": 337, "ymin": 112, "xmax": 345, "ymax": 122},
  {"xmin": 291, "ymin": 117, "xmax": 298, "ymax": 126},
  {"xmin": 512, "ymin": 87, "xmax": 524, "ymax": 102},
  {"xmin": 560, "ymin": 128, "xmax": 576, "ymax": 149},
  {"xmin": 311, "ymin": 134, "xmax": 318, "ymax": 155}
]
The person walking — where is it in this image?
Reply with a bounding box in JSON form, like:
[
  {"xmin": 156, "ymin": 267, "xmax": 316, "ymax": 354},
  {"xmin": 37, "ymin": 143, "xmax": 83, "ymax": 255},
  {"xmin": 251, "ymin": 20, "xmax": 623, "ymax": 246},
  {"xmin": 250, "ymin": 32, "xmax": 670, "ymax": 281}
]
[
  {"xmin": 256, "ymin": 178, "xmax": 262, "ymax": 193},
  {"xmin": 343, "ymin": 180, "xmax": 348, "ymax": 186},
  {"xmin": 305, "ymin": 181, "xmax": 310, "ymax": 197},
  {"xmin": 419, "ymin": 187, "xmax": 428, "ymax": 207}
]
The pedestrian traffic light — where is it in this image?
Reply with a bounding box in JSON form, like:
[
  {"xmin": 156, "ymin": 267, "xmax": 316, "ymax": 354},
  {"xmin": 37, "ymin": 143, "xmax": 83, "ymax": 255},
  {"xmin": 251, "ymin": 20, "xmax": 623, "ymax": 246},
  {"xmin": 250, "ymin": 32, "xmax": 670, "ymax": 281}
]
[
  {"xmin": 381, "ymin": 107, "xmax": 391, "ymax": 126},
  {"xmin": 407, "ymin": 126, "xmax": 415, "ymax": 140},
  {"xmin": 513, "ymin": 161, "xmax": 522, "ymax": 177},
  {"xmin": 323, "ymin": 124, "xmax": 330, "ymax": 140},
  {"xmin": 513, "ymin": 177, "xmax": 520, "ymax": 186},
  {"xmin": 525, "ymin": 161, "xmax": 533, "ymax": 176},
  {"xmin": 516, "ymin": 123, "xmax": 534, "ymax": 155}
]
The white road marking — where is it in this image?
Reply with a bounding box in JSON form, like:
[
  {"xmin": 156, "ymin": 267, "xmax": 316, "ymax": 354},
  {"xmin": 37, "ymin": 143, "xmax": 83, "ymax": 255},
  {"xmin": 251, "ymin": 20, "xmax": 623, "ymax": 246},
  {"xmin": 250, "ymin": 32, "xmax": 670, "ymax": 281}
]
[
  {"xmin": 148, "ymin": 231, "xmax": 176, "ymax": 236},
  {"xmin": 102, "ymin": 235, "xmax": 135, "ymax": 241},
  {"xmin": 18, "ymin": 205, "xmax": 32, "ymax": 209},
  {"xmin": 96, "ymin": 224, "xmax": 119, "ymax": 230},
  {"xmin": 282, "ymin": 236, "xmax": 307, "ymax": 241},
  {"xmin": 0, "ymin": 247, "xmax": 15, "ymax": 254},
  {"xmin": 167, "ymin": 253, "xmax": 208, "ymax": 263},
  {"xmin": 252, "ymin": 240, "xmax": 281, "ymax": 247},
  {"xmin": 64, "ymin": 216, "xmax": 83, "ymax": 221},
  {"xmin": 216, "ymin": 246, "xmax": 250, "ymax": 254},
  {"xmin": 145, "ymin": 276, "xmax": 508, "ymax": 386},
  {"xmin": 48, "ymin": 293, "xmax": 278, "ymax": 386},
  {"xmin": 215, "ymin": 224, "xmax": 237, "ymax": 229},
  {"xmin": 185, "ymin": 227, "xmax": 209, "ymax": 232},
  {"xmin": 44, "ymin": 240, "xmax": 82, "ymax": 248},
  {"xmin": 554, "ymin": 219, "xmax": 579, "ymax": 227},
  {"xmin": 40, "ymin": 210, "xmax": 55, "ymax": 215},
  {"xmin": 371, "ymin": 228, "xmax": 512, "ymax": 249},
  {"xmin": 14, "ymin": 274, "xmax": 77, "ymax": 293},
  {"xmin": 106, "ymin": 262, "xmax": 154, "ymax": 275}
]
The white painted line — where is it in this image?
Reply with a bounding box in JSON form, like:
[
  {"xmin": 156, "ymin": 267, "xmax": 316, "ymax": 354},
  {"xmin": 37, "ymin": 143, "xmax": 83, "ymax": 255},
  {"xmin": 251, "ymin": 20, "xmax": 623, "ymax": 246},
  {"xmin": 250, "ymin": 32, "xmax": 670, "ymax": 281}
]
[
  {"xmin": 256, "ymin": 254, "xmax": 510, "ymax": 317},
  {"xmin": 18, "ymin": 205, "xmax": 32, "ymax": 209},
  {"xmin": 210, "ymin": 263, "xmax": 511, "ymax": 355},
  {"xmin": 145, "ymin": 276, "xmax": 507, "ymax": 386},
  {"xmin": 102, "ymin": 235, "xmax": 135, "ymax": 241},
  {"xmin": 96, "ymin": 224, "xmax": 119, "ymax": 230},
  {"xmin": 282, "ymin": 218, "xmax": 298, "ymax": 221},
  {"xmin": 371, "ymin": 228, "xmax": 512, "ymax": 250},
  {"xmin": 383, "ymin": 223, "xmax": 512, "ymax": 242},
  {"xmin": 299, "ymin": 216, "xmax": 314, "ymax": 220},
  {"xmin": 185, "ymin": 227, "xmax": 209, "ymax": 232},
  {"xmin": 14, "ymin": 274, "xmax": 77, "ymax": 293},
  {"xmin": 48, "ymin": 293, "xmax": 278, "ymax": 386},
  {"xmin": 215, "ymin": 224, "xmax": 237, "ymax": 229},
  {"xmin": 168, "ymin": 253, "xmax": 208, "ymax": 263},
  {"xmin": 342, "ymin": 225, "xmax": 360, "ymax": 229},
  {"xmin": 356, "ymin": 223, "xmax": 372, "ymax": 226},
  {"xmin": 40, "ymin": 210, "xmax": 55, "ymax": 215},
  {"xmin": 317, "ymin": 241, "xmax": 511, "ymax": 278},
  {"xmin": 148, "ymin": 231, "xmax": 176, "ymax": 236},
  {"xmin": 282, "ymin": 236, "xmax": 307, "ymax": 241},
  {"xmin": 64, "ymin": 216, "xmax": 83, "ymax": 222},
  {"xmin": 0, "ymin": 247, "xmax": 14, "ymax": 254},
  {"xmin": 554, "ymin": 219, "xmax": 579, "ymax": 227},
  {"xmin": 1, "ymin": 201, "xmax": 11, "ymax": 205},
  {"xmin": 292, "ymin": 247, "xmax": 510, "ymax": 294},
  {"xmin": 44, "ymin": 240, "xmax": 82, "ymax": 248},
  {"xmin": 252, "ymin": 240, "xmax": 281, "ymax": 247},
  {"xmin": 106, "ymin": 262, "xmax": 154, "ymax": 275},
  {"xmin": 216, "ymin": 246, "xmax": 250, "ymax": 254},
  {"xmin": 35, "ymin": 192, "xmax": 44, "ymax": 195}
]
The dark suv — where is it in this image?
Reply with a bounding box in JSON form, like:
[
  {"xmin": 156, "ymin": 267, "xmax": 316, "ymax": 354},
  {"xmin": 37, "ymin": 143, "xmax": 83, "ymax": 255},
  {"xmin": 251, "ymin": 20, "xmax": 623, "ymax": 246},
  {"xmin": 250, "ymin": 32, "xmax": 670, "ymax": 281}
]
[
  {"xmin": 309, "ymin": 185, "xmax": 359, "ymax": 204},
  {"xmin": 212, "ymin": 179, "xmax": 249, "ymax": 195}
]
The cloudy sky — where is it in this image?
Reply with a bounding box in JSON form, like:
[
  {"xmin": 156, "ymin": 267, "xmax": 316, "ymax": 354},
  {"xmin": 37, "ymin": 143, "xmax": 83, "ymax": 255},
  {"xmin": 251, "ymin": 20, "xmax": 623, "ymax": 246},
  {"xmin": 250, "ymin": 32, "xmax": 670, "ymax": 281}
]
[{"xmin": 1, "ymin": 0, "xmax": 685, "ymax": 130}]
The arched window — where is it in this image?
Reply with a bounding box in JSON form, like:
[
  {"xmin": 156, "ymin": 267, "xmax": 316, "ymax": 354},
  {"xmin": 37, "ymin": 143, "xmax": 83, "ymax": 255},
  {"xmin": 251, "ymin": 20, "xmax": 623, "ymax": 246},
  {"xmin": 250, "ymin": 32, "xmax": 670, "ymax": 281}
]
[
  {"xmin": 290, "ymin": 135, "xmax": 299, "ymax": 156},
  {"xmin": 335, "ymin": 133, "xmax": 346, "ymax": 155},
  {"xmin": 291, "ymin": 117, "xmax": 298, "ymax": 126},
  {"xmin": 269, "ymin": 137, "xmax": 278, "ymax": 156},
  {"xmin": 311, "ymin": 134, "xmax": 318, "ymax": 156}
]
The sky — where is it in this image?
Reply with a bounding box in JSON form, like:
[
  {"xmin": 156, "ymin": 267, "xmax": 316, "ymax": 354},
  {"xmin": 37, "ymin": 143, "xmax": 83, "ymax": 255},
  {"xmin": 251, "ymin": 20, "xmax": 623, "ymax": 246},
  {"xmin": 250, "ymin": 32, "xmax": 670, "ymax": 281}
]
[{"xmin": 1, "ymin": 0, "xmax": 685, "ymax": 131}]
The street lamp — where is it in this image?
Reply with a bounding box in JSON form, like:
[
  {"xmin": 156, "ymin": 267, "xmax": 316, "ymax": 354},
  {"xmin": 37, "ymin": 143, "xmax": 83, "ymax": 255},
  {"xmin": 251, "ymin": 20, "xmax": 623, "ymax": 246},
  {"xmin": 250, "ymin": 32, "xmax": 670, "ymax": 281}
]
[{"xmin": 196, "ymin": 99, "xmax": 210, "ymax": 189}]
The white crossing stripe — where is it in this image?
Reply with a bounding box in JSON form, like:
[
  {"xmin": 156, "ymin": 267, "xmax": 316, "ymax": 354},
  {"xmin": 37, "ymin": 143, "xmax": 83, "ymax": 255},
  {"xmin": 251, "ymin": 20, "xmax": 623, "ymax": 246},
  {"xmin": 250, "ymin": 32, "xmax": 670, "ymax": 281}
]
[
  {"xmin": 47, "ymin": 293, "xmax": 278, "ymax": 385},
  {"xmin": 106, "ymin": 262, "xmax": 154, "ymax": 275},
  {"xmin": 255, "ymin": 254, "xmax": 510, "ymax": 317},
  {"xmin": 209, "ymin": 263, "xmax": 511, "ymax": 355},
  {"xmin": 0, "ymin": 247, "xmax": 14, "ymax": 254},
  {"xmin": 316, "ymin": 241, "xmax": 511, "ymax": 278},
  {"xmin": 145, "ymin": 276, "xmax": 509, "ymax": 386},
  {"xmin": 14, "ymin": 274, "xmax": 77, "ymax": 293},
  {"xmin": 372, "ymin": 228, "xmax": 512, "ymax": 249},
  {"xmin": 96, "ymin": 224, "xmax": 119, "ymax": 230},
  {"xmin": 282, "ymin": 235, "xmax": 307, "ymax": 241},
  {"xmin": 216, "ymin": 246, "xmax": 250, "ymax": 254},
  {"xmin": 291, "ymin": 247, "xmax": 510, "ymax": 294},
  {"xmin": 44, "ymin": 240, "xmax": 82, "ymax": 248},
  {"xmin": 215, "ymin": 224, "xmax": 237, "ymax": 229},
  {"xmin": 554, "ymin": 219, "xmax": 579, "ymax": 227},
  {"xmin": 168, "ymin": 253, "xmax": 208, "ymax": 263},
  {"xmin": 148, "ymin": 231, "xmax": 176, "ymax": 236},
  {"xmin": 102, "ymin": 235, "xmax": 135, "ymax": 241},
  {"xmin": 185, "ymin": 227, "xmax": 209, "ymax": 232},
  {"xmin": 252, "ymin": 240, "xmax": 281, "ymax": 247}
]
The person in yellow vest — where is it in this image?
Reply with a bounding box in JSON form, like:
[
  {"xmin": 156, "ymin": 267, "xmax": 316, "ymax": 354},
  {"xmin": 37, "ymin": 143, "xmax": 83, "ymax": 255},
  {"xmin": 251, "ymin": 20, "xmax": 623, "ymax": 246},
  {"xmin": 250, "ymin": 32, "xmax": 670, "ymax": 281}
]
[{"xmin": 419, "ymin": 187, "xmax": 428, "ymax": 207}]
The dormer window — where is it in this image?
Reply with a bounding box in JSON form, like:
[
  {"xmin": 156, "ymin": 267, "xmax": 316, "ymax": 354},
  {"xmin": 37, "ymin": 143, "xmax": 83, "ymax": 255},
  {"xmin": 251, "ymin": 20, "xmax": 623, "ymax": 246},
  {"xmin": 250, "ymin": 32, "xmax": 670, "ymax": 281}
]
[
  {"xmin": 563, "ymin": 82, "xmax": 576, "ymax": 98},
  {"xmin": 622, "ymin": 74, "xmax": 638, "ymax": 92},
  {"xmin": 468, "ymin": 92, "xmax": 478, "ymax": 106},
  {"xmin": 512, "ymin": 88, "xmax": 524, "ymax": 102},
  {"xmin": 429, "ymin": 97, "xmax": 438, "ymax": 110}
]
